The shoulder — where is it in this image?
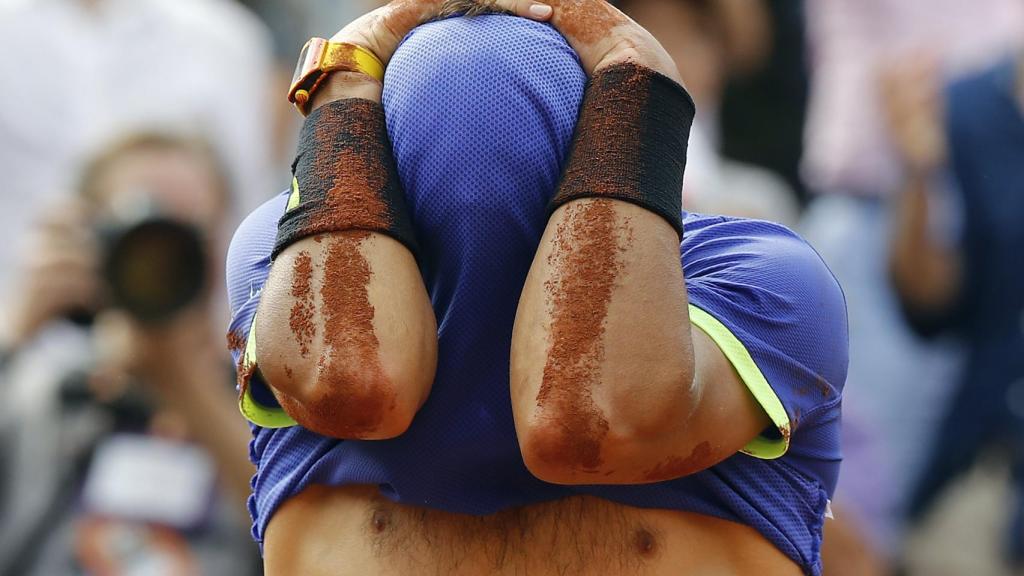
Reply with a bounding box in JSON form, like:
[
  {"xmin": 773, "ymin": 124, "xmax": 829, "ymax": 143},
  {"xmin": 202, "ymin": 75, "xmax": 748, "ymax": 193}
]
[
  {"xmin": 225, "ymin": 191, "xmax": 289, "ymax": 316},
  {"xmin": 682, "ymin": 214, "xmax": 843, "ymax": 302},
  {"xmin": 682, "ymin": 214, "xmax": 849, "ymax": 391},
  {"xmin": 682, "ymin": 215, "xmax": 847, "ymax": 467}
]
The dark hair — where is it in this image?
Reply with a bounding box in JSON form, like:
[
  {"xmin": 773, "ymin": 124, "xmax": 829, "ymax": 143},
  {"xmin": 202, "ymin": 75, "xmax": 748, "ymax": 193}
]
[
  {"xmin": 436, "ymin": 0, "xmax": 513, "ymax": 18},
  {"xmin": 78, "ymin": 132, "xmax": 232, "ymax": 214}
]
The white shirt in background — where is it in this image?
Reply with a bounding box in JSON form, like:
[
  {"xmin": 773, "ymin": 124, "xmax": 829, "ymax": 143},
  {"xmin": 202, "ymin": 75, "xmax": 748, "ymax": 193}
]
[{"xmin": 0, "ymin": 0, "xmax": 276, "ymax": 313}]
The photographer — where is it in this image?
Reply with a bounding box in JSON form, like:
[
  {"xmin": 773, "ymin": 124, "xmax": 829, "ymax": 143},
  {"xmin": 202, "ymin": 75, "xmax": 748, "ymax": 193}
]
[{"xmin": 0, "ymin": 133, "xmax": 257, "ymax": 575}]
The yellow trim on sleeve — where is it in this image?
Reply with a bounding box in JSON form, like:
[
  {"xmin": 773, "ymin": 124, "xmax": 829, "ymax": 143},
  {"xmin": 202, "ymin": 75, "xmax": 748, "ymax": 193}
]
[
  {"xmin": 239, "ymin": 314, "xmax": 299, "ymax": 429},
  {"xmin": 688, "ymin": 304, "xmax": 791, "ymax": 460},
  {"xmin": 286, "ymin": 177, "xmax": 301, "ymax": 212}
]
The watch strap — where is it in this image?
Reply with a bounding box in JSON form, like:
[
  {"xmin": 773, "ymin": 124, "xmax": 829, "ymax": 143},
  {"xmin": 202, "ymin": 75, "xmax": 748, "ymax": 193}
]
[
  {"xmin": 291, "ymin": 40, "xmax": 385, "ymax": 115},
  {"xmin": 322, "ymin": 42, "xmax": 385, "ymax": 82}
]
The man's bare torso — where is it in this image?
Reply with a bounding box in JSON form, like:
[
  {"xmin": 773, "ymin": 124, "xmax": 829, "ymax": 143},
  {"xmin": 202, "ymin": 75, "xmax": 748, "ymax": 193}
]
[{"xmin": 264, "ymin": 485, "xmax": 803, "ymax": 575}]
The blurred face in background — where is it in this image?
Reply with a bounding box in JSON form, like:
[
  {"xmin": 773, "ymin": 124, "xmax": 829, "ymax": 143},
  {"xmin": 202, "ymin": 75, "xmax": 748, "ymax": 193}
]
[
  {"xmin": 86, "ymin": 144, "xmax": 227, "ymax": 237},
  {"xmin": 620, "ymin": 0, "xmax": 725, "ymax": 109},
  {"xmin": 81, "ymin": 138, "xmax": 231, "ymax": 321}
]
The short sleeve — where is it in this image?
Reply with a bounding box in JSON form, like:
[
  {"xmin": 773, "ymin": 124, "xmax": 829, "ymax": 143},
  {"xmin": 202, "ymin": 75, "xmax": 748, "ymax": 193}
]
[
  {"xmin": 225, "ymin": 191, "xmax": 298, "ymax": 428},
  {"xmin": 681, "ymin": 217, "xmax": 849, "ymax": 460}
]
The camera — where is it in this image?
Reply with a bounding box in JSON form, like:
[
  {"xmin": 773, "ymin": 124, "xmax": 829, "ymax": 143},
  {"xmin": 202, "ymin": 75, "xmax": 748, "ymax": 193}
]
[
  {"xmin": 69, "ymin": 199, "xmax": 208, "ymax": 325},
  {"xmin": 101, "ymin": 212, "xmax": 206, "ymax": 323}
]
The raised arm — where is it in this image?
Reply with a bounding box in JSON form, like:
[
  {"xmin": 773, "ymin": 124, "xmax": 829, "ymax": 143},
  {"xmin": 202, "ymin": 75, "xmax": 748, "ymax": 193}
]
[
  {"xmin": 249, "ymin": 0, "xmax": 592, "ymax": 439},
  {"xmin": 881, "ymin": 58, "xmax": 963, "ymax": 329},
  {"xmin": 506, "ymin": 0, "xmax": 771, "ymax": 484},
  {"xmin": 256, "ymin": 230, "xmax": 436, "ymax": 440},
  {"xmin": 246, "ymin": 3, "xmax": 458, "ymax": 440}
]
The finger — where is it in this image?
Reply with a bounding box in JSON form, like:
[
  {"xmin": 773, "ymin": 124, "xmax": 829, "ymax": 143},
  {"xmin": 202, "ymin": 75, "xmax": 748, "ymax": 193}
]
[
  {"xmin": 35, "ymin": 260, "xmax": 102, "ymax": 294},
  {"xmin": 487, "ymin": 0, "xmax": 553, "ymax": 20},
  {"xmin": 38, "ymin": 230, "xmax": 100, "ymax": 265},
  {"xmin": 52, "ymin": 277, "xmax": 103, "ymax": 310},
  {"xmin": 36, "ymin": 196, "xmax": 90, "ymax": 224},
  {"xmin": 31, "ymin": 209, "xmax": 99, "ymax": 257},
  {"xmin": 27, "ymin": 238, "xmax": 100, "ymax": 275},
  {"xmin": 26, "ymin": 263, "xmax": 97, "ymax": 291},
  {"xmin": 24, "ymin": 274, "xmax": 102, "ymax": 324},
  {"xmin": 38, "ymin": 217, "xmax": 93, "ymax": 248}
]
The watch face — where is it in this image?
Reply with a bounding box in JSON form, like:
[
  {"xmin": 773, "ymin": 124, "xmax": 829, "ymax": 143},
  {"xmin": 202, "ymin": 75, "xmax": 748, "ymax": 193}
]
[{"xmin": 292, "ymin": 38, "xmax": 328, "ymax": 89}]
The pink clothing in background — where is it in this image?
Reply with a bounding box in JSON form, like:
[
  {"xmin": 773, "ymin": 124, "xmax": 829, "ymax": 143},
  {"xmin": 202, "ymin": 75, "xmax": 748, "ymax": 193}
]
[{"xmin": 802, "ymin": 0, "xmax": 1024, "ymax": 196}]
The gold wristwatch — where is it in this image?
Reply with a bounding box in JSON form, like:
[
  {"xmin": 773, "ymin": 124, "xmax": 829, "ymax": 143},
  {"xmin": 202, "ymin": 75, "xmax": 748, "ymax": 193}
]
[{"xmin": 287, "ymin": 38, "xmax": 385, "ymax": 115}]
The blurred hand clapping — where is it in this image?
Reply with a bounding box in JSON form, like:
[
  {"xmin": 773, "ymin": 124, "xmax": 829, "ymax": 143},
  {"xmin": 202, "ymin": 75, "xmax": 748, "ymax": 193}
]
[{"xmin": 881, "ymin": 55, "xmax": 948, "ymax": 176}]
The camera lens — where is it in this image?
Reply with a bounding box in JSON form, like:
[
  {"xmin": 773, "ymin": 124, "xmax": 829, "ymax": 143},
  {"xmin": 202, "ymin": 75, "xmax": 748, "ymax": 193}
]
[{"xmin": 103, "ymin": 218, "xmax": 206, "ymax": 323}]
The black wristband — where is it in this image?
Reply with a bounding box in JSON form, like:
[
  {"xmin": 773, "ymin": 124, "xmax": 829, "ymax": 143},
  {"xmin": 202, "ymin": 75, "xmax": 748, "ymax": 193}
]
[
  {"xmin": 550, "ymin": 63, "xmax": 695, "ymax": 236},
  {"xmin": 273, "ymin": 99, "xmax": 417, "ymax": 259}
]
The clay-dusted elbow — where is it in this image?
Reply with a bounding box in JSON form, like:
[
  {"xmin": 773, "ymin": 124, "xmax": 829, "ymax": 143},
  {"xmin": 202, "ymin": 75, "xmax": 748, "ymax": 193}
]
[
  {"xmin": 276, "ymin": 365, "xmax": 418, "ymax": 440},
  {"xmin": 517, "ymin": 414, "xmax": 606, "ymax": 485},
  {"xmin": 516, "ymin": 364, "xmax": 697, "ymax": 485},
  {"xmin": 256, "ymin": 233, "xmax": 438, "ymax": 440}
]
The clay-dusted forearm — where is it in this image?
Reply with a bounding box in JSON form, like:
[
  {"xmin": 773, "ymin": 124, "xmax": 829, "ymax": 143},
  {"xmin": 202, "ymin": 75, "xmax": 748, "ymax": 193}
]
[
  {"xmin": 511, "ymin": 64, "xmax": 701, "ymax": 484},
  {"xmin": 233, "ymin": 0, "xmax": 557, "ymax": 440},
  {"xmin": 257, "ymin": 232, "xmax": 436, "ymax": 439},
  {"xmin": 253, "ymin": 98, "xmax": 436, "ymax": 440},
  {"xmin": 512, "ymin": 198, "xmax": 698, "ymax": 484}
]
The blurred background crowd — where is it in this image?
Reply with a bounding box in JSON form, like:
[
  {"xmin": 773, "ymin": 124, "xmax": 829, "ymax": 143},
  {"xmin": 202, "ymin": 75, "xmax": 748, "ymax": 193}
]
[{"xmin": 0, "ymin": 0, "xmax": 1022, "ymax": 574}]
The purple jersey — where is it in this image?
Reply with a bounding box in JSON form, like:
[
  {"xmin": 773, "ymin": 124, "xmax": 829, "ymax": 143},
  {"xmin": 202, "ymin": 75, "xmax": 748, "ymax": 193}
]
[{"xmin": 226, "ymin": 15, "xmax": 847, "ymax": 575}]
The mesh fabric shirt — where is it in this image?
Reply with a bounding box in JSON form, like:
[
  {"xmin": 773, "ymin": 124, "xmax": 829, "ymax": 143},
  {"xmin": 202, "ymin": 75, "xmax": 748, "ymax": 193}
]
[{"xmin": 225, "ymin": 15, "xmax": 848, "ymax": 575}]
